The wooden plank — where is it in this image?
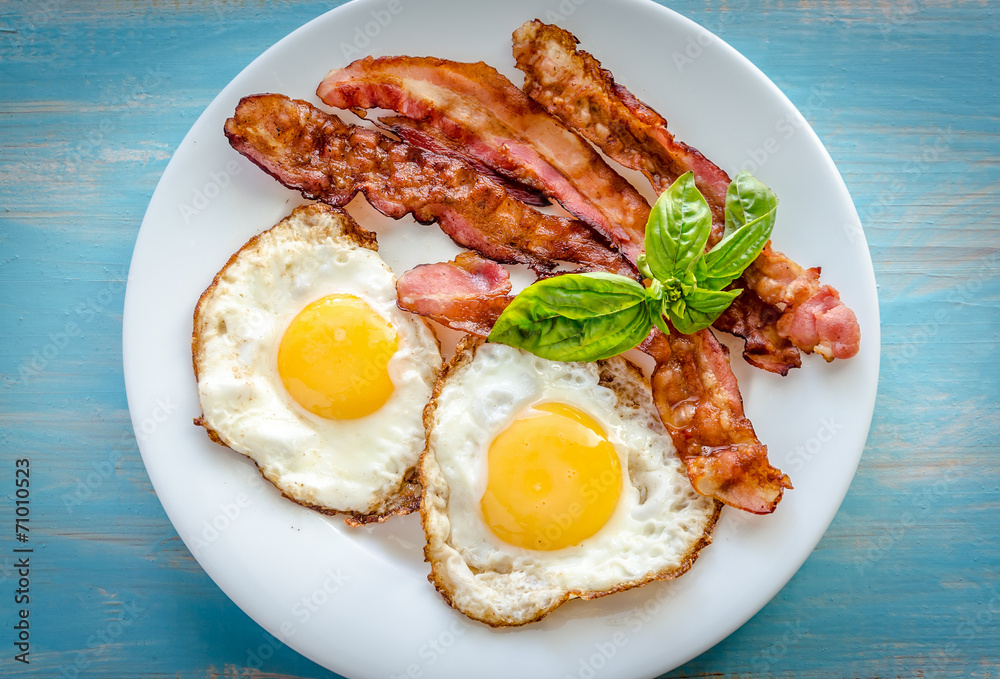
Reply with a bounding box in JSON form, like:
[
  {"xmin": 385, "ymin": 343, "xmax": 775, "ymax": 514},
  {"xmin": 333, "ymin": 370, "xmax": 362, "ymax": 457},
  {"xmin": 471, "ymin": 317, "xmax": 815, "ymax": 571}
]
[{"xmin": 0, "ymin": 0, "xmax": 997, "ymax": 677}]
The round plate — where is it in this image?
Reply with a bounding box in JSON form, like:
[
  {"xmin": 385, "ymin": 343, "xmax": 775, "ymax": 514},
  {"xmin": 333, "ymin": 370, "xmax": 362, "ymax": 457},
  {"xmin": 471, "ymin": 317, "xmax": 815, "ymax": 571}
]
[{"xmin": 123, "ymin": 0, "xmax": 879, "ymax": 677}]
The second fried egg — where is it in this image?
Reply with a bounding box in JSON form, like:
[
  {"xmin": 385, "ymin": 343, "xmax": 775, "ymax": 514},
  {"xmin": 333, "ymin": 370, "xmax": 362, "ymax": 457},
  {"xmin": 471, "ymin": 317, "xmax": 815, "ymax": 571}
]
[{"xmin": 421, "ymin": 338, "xmax": 720, "ymax": 626}]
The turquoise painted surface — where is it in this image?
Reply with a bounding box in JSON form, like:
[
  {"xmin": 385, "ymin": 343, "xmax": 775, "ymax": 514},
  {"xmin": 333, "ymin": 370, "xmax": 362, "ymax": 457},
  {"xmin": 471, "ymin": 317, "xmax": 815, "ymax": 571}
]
[{"xmin": 1, "ymin": 0, "xmax": 997, "ymax": 677}]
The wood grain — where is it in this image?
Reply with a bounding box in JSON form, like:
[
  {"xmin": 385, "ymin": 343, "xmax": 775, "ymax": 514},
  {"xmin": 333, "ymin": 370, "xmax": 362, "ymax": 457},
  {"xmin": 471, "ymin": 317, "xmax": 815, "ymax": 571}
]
[{"xmin": 1, "ymin": 0, "xmax": 997, "ymax": 677}]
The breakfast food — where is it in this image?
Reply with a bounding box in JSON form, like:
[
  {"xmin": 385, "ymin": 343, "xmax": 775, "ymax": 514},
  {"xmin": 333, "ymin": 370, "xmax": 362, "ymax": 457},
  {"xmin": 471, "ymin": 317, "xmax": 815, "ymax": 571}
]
[
  {"xmin": 396, "ymin": 257, "xmax": 792, "ymax": 514},
  {"xmin": 192, "ymin": 203, "xmax": 442, "ymax": 524},
  {"xmin": 198, "ymin": 13, "xmax": 866, "ymax": 627},
  {"xmin": 421, "ymin": 338, "xmax": 720, "ymax": 626},
  {"xmin": 224, "ymin": 91, "xmax": 793, "ymax": 515},
  {"xmin": 511, "ymin": 19, "xmax": 861, "ymax": 369},
  {"xmin": 315, "ymin": 26, "xmax": 859, "ymax": 376},
  {"xmin": 224, "ymin": 93, "xmax": 635, "ymax": 277},
  {"xmin": 396, "ymin": 252, "xmax": 514, "ymax": 338},
  {"xmin": 317, "ymin": 56, "xmax": 652, "ymax": 264},
  {"xmin": 641, "ymin": 329, "xmax": 791, "ymax": 513}
]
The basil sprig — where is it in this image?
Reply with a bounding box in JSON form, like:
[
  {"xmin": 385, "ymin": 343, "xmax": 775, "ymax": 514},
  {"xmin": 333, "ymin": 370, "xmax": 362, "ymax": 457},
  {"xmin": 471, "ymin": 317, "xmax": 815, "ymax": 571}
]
[{"xmin": 488, "ymin": 171, "xmax": 778, "ymax": 361}]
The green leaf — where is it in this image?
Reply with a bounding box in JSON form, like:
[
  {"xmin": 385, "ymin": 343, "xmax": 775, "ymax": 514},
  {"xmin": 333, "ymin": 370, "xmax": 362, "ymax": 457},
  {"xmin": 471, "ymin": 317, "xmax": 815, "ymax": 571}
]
[
  {"xmin": 646, "ymin": 292, "xmax": 672, "ymax": 336},
  {"xmin": 636, "ymin": 253, "xmax": 655, "ymax": 281},
  {"xmin": 686, "ymin": 287, "xmax": 741, "ymax": 314},
  {"xmin": 663, "ymin": 287, "xmax": 741, "ymax": 335},
  {"xmin": 650, "ymin": 312, "xmax": 672, "ymax": 337},
  {"xmin": 702, "ymin": 171, "xmax": 778, "ymax": 289},
  {"xmin": 489, "ymin": 170, "xmax": 780, "ymax": 358},
  {"xmin": 643, "ymin": 172, "xmax": 713, "ymax": 280},
  {"xmin": 724, "ymin": 170, "xmax": 778, "ymax": 234},
  {"xmin": 487, "ymin": 273, "xmax": 653, "ymax": 362},
  {"xmin": 663, "ymin": 296, "xmax": 694, "ymax": 334}
]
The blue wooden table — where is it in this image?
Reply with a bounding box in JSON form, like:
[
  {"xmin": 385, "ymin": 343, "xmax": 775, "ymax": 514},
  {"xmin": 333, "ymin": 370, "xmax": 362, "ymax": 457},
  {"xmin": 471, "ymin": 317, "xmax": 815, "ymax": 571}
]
[{"xmin": 2, "ymin": 1, "xmax": 997, "ymax": 677}]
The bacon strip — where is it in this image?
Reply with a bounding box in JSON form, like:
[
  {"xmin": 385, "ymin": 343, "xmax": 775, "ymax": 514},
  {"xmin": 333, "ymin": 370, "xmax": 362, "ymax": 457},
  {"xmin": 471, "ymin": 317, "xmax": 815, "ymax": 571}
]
[
  {"xmin": 715, "ymin": 286, "xmax": 801, "ymax": 374},
  {"xmin": 316, "ymin": 56, "xmax": 652, "ymax": 263},
  {"xmin": 224, "ymin": 94, "xmax": 634, "ymax": 277},
  {"xmin": 397, "ymin": 257, "xmax": 790, "ymax": 513},
  {"xmin": 744, "ymin": 245, "xmax": 861, "ymax": 361},
  {"xmin": 396, "ymin": 253, "xmax": 512, "ymax": 337},
  {"xmin": 512, "ymin": 19, "xmax": 860, "ymax": 366},
  {"xmin": 376, "ymin": 116, "xmax": 549, "ymax": 207},
  {"xmin": 642, "ymin": 330, "xmax": 792, "ymax": 514},
  {"xmin": 513, "ymin": 19, "xmax": 729, "ymax": 234}
]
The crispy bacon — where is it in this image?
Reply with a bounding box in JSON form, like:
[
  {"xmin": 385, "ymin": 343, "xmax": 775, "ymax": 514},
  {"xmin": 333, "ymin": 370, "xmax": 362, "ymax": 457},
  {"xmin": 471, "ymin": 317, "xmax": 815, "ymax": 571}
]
[
  {"xmin": 744, "ymin": 244, "xmax": 861, "ymax": 361},
  {"xmin": 224, "ymin": 94, "xmax": 634, "ymax": 277},
  {"xmin": 513, "ymin": 19, "xmax": 730, "ymax": 234},
  {"xmin": 397, "ymin": 256, "xmax": 790, "ymax": 513},
  {"xmin": 512, "ymin": 19, "xmax": 860, "ymax": 366},
  {"xmin": 377, "ymin": 115, "xmax": 549, "ymax": 207},
  {"xmin": 396, "ymin": 253, "xmax": 512, "ymax": 337},
  {"xmin": 715, "ymin": 286, "xmax": 801, "ymax": 374},
  {"xmin": 642, "ymin": 330, "xmax": 792, "ymax": 514},
  {"xmin": 316, "ymin": 56, "xmax": 651, "ymax": 262}
]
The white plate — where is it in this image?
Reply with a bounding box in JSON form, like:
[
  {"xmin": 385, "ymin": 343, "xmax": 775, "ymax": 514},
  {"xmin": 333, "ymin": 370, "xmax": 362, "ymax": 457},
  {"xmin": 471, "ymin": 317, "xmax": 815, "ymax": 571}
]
[{"xmin": 123, "ymin": 0, "xmax": 879, "ymax": 677}]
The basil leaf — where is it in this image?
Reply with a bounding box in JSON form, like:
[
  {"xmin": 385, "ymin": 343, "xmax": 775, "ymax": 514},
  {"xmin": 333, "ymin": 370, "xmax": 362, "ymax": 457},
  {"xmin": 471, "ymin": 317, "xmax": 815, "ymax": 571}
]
[
  {"xmin": 701, "ymin": 212, "xmax": 774, "ymax": 288},
  {"xmin": 663, "ymin": 296, "xmax": 696, "ymax": 335},
  {"xmin": 650, "ymin": 309, "xmax": 672, "ymax": 337},
  {"xmin": 702, "ymin": 172, "xmax": 778, "ymax": 289},
  {"xmin": 686, "ymin": 287, "xmax": 741, "ymax": 314},
  {"xmin": 643, "ymin": 172, "xmax": 713, "ymax": 280},
  {"xmin": 488, "ymin": 273, "xmax": 653, "ymax": 362},
  {"xmin": 635, "ymin": 253, "xmax": 655, "ymax": 281},
  {"xmin": 723, "ymin": 170, "xmax": 778, "ymax": 234},
  {"xmin": 490, "ymin": 170, "xmax": 780, "ymax": 358},
  {"xmin": 664, "ymin": 287, "xmax": 741, "ymax": 335}
]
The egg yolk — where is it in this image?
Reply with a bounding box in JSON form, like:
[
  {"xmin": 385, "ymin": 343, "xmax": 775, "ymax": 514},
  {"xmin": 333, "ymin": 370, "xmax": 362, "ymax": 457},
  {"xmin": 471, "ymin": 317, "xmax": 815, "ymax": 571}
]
[
  {"xmin": 277, "ymin": 294, "xmax": 398, "ymax": 420},
  {"xmin": 480, "ymin": 402, "xmax": 622, "ymax": 551}
]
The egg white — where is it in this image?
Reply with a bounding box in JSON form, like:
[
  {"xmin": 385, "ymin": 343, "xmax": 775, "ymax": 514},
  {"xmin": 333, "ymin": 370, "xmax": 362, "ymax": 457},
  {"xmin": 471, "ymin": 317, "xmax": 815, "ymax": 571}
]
[
  {"xmin": 193, "ymin": 204, "xmax": 441, "ymax": 521},
  {"xmin": 421, "ymin": 339, "xmax": 720, "ymax": 626}
]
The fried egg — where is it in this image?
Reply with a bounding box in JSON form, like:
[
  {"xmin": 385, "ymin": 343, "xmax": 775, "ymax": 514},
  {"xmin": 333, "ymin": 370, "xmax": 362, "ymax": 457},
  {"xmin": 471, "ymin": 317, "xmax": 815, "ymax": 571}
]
[
  {"xmin": 193, "ymin": 203, "xmax": 442, "ymax": 524},
  {"xmin": 421, "ymin": 338, "xmax": 720, "ymax": 626}
]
